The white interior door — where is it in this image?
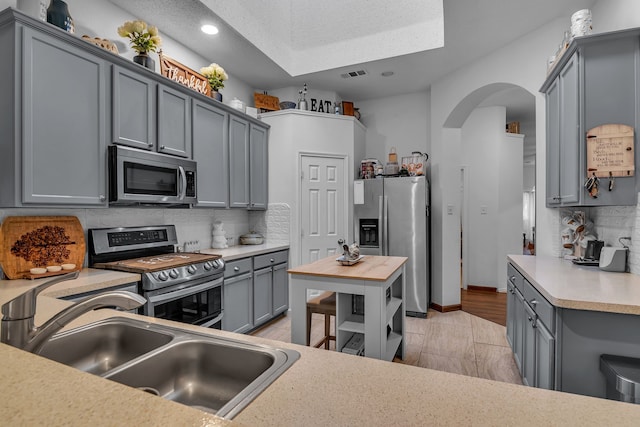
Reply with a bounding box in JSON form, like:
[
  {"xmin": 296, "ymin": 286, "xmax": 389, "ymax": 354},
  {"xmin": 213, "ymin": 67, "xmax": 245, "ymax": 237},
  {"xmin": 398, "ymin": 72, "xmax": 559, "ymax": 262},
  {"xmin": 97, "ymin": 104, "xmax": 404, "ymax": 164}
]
[{"xmin": 300, "ymin": 154, "xmax": 347, "ymax": 265}]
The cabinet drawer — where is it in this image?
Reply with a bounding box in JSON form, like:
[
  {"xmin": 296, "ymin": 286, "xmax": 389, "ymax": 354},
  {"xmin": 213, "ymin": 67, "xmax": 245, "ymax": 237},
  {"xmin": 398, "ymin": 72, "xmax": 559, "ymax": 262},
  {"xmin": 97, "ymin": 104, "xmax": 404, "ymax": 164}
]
[
  {"xmin": 254, "ymin": 250, "xmax": 289, "ymax": 270},
  {"xmin": 507, "ymin": 263, "xmax": 524, "ymax": 291},
  {"xmin": 524, "ymin": 279, "xmax": 555, "ymax": 332},
  {"xmin": 224, "ymin": 258, "xmax": 252, "ymax": 278}
]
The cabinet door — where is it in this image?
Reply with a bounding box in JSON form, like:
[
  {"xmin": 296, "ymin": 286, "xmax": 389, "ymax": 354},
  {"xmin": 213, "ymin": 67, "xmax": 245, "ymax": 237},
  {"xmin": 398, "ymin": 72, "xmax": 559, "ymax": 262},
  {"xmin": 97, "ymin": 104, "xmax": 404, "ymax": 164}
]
[
  {"xmin": 522, "ymin": 302, "xmax": 537, "ymax": 387},
  {"xmin": 222, "ymin": 273, "xmax": 253, "ymax": 333},
  {"xmin": 558, "ymin": 52, "xmax": 580, "ymax": 205},
  {"xmin": 535, "ymin": 321, "xmax": 555, "ymax": 390},
  {"xmin": 506, "ymin": 280, "xmax": 516, "ymax": 350},
  {"xmin": 229, "ymin": 115, "xmax": 250, "ymax": 207},
  {"xmin": 112, "ymin": 65, "xmax": 155, "ymax": 150},
  {"xmin": 513, "ymin": 287, "xmax": 525, "ymax": 373},
  {"xmin": 545, "ymin": 77, "xmax": 561, "ymax": 206},
  {"xmin": 158, "ymin": 84, "xmax": 191, "ymax": 158},
  {"xmin": 253, "ymin": 266, "xmax": 272, "ymax": 326},
  {"xmin": 193, "ymin": 99, "xmax": 229, "ymax": 207},
  {"xmin": 249, "ymin": 123, "xmax": 268, "ymax": 210},
  {"xmin": 21, "ymin": 27, "xmax": 107, "ymax": 206},
  {"xmin": 272, "ymin": 262, "xmax": 289, "ymax": 315}
]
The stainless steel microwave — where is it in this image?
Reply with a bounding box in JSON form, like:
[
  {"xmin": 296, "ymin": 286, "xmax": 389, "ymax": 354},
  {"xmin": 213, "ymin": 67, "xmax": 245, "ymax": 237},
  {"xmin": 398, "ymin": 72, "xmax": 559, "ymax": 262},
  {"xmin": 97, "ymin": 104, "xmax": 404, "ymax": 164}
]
[{"xmin": 108, "ymin": 145, "xmax": 197, "ymax": 206}]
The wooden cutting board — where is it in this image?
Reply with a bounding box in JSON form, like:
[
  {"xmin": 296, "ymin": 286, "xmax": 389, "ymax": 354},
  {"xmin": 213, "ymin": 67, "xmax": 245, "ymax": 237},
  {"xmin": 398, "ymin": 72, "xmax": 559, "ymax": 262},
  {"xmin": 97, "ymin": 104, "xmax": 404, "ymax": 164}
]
[{"xmin": 0, "ymin": 216, "xmax": 85, "ymax": 279}]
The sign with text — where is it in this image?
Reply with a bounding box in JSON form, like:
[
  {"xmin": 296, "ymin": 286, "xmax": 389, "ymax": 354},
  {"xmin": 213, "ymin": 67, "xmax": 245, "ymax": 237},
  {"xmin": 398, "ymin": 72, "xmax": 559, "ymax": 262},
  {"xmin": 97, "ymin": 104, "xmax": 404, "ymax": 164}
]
[
  {"xmin": 586, "ymin": 124, "xmax": 635, "ymax": 178},
  {"xmin": 159, "ymin": 52, "xmax": 211, "ymax": 97},
  {"xmin": 254, "ymin": 93, "xmax": 280, "ymax": 111}
]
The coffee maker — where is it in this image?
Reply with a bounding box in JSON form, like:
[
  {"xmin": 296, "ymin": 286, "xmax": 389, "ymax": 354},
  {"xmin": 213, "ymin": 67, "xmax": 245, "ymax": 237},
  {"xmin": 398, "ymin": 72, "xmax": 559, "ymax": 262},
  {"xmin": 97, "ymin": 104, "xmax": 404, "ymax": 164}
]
[{"xmin": 584, "ymin": 240, "xmax": 605, "ymax": 260}]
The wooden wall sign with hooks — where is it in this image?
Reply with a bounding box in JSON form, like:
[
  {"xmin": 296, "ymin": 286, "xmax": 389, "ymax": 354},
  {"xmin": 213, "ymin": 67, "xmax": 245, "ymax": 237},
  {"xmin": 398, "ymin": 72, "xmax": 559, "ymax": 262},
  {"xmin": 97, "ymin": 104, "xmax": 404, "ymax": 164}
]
[{"xmin": 586, "ymin": 124, "xmax": 635, "ymax": 178}]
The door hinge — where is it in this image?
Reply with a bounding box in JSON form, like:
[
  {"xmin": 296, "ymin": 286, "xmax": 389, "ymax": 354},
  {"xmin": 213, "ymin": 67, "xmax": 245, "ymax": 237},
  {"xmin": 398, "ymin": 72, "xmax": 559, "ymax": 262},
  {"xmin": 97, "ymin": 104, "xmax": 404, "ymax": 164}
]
[{"xmin": 300, "ymin": 171, "xmax": 304, "ymax": 180}]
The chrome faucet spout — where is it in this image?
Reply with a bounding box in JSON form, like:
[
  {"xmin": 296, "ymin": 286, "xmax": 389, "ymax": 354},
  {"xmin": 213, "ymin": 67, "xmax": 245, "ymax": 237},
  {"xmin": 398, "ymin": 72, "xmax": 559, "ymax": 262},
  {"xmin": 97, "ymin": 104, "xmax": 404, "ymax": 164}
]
[{"xmin": 1, "ymin": 272, "xmax": 146, "ymax": 354}]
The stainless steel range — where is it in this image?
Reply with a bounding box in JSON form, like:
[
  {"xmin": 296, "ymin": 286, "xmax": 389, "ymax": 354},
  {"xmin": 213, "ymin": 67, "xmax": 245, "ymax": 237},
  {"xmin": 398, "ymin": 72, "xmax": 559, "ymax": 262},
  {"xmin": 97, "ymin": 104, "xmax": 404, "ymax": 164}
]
[{"xmin": 89, "ymin": 225, "xmax": 224, "ymax": 329}]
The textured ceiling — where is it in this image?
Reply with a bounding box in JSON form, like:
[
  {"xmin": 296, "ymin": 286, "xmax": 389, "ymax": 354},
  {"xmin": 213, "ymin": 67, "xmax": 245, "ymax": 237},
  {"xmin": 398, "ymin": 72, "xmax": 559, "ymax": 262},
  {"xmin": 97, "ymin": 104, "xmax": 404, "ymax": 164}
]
[{"xmin": 200, "ymin": 0, "xmax": 444, "ymax": 76}]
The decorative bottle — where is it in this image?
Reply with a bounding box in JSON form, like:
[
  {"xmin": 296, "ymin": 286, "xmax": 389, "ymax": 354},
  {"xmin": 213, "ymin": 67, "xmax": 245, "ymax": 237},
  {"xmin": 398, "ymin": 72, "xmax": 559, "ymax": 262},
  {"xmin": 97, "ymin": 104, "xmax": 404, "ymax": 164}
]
[{"xmin": 46, "ymin": 0, "xmax": 74, "ymax": 33}]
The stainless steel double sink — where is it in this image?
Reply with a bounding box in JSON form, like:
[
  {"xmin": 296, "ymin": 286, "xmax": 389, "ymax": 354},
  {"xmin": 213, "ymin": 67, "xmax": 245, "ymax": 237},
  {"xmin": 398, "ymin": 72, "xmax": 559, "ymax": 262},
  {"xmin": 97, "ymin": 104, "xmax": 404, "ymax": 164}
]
[{"xmin": 37, "ymin": 317, "xmax": 300, "ymax": 419}]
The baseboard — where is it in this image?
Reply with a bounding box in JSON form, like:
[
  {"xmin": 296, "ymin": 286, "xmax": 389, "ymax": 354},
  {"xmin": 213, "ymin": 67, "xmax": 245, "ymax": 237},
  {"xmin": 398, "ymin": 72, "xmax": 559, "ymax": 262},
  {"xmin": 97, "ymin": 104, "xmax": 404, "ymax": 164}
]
[
  {"xmin": 467, "ymin": 285, "xmax": 498, "ymax": 293},
  {"xmin": 430, "ymin": 302, "xmax": 462, "ymax": 313}
]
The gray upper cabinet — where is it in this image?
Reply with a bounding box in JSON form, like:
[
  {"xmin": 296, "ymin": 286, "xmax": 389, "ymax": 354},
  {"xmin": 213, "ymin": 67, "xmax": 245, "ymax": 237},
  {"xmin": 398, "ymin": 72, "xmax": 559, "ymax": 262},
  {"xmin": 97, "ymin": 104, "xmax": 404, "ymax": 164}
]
[
  {"xmin": 249, "ymin": 123, "xmax": 269, "ymax": 210},
  {"xmin": 112, "ymin": 65, "xmax": 155, "ymax": 150},
  {"xmin": 541, "ymin": 29, "xmax": 640, "ymax": 207},
  {"xmin": 229, "ymin": 116, "xmax": 269, "ymax": 210},
  {"xmin": 0, "ymin": 23, "xmax": 107, "ymax": 207},
  {"xmin": 229, "ymin": 115, "xmax": 250, "ymax": 208},
  {"xmin": 193, "ymin": 99, "xmax": 229, "ymax": 207},
  {"xmin": 158, "ymin": 84, "xmax": 191, "ymax": 158}
]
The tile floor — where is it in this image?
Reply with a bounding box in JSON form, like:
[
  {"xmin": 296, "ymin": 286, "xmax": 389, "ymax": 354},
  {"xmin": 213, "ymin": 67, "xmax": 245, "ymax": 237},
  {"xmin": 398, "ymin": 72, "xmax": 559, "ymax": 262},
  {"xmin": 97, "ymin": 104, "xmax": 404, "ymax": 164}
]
[{"xmin": 251, "ymin": 309, "xmax": 523, "ymax": 385}]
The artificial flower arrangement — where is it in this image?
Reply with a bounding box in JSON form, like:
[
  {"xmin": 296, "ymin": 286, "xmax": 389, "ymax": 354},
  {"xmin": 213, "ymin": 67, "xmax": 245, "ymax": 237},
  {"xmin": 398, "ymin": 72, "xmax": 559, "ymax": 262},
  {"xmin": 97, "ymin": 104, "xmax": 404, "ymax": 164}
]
[
  {"xmin": 117, "ymin": 20, "xmax": 162, "ymax": 54},
  {"xmin": 200, "ymin": 63, "xmax": 228, "ymax": 92}
]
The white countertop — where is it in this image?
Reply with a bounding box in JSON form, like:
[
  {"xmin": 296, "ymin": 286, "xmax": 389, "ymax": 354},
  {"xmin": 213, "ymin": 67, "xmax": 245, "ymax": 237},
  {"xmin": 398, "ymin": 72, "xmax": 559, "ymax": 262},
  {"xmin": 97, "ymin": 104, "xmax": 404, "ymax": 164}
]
[
  {"xmin": 201, "ymin": 243, "xmax": 289, "ymax": 261},
  {"xmin": 508, "ymin": 255, "xmax": 640, "ymax": 314},
  {"xmin": 3, "ymin": 259, "xmax": 640, "ymax": 425}
]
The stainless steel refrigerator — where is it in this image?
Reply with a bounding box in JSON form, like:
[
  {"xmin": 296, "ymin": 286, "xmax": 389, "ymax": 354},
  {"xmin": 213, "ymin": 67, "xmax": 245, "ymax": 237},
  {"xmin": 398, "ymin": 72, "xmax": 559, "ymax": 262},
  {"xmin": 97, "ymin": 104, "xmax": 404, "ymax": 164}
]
[{"xmin": 353, "ymin": 176, "xmax": 430, "ymax": 317}]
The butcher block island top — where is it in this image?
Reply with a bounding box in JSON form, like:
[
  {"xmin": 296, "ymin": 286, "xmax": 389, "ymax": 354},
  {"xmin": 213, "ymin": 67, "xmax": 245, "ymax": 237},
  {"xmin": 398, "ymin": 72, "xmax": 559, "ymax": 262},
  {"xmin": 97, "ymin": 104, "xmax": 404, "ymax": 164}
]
[{"xmin": 287, "ymin": 255, "xmax": 407, "ymax": 280}]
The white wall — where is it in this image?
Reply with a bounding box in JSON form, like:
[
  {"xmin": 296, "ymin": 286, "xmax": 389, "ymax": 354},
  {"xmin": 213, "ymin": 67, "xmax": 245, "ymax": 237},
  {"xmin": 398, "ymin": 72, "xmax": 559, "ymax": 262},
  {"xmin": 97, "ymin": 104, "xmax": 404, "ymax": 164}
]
[
  {"xmin": 260, "ymin": 111, "xmax": 365, "ymax": 268},
  {"xmin": 356, "ymin": 91, "xmax": 430, "ymax": 168},
  {"xmin": 461, "ymin": 107, "xmax": 522, "ymax": 290},
  {"xmin": 430, "ymin": 17, "xmax": 565, "ymax": 307}
]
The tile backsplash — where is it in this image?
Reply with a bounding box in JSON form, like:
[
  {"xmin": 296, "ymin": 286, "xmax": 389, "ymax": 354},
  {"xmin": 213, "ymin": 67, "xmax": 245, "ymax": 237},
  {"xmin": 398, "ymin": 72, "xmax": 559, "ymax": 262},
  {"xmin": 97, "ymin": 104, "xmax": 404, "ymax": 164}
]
[
  {"xmin": 590, "ymin": 204, "xmax": 636, "ymax": 274},
  {"xmin": 0, "ymin": 204, "xmax": 291, "ymax": 268}
]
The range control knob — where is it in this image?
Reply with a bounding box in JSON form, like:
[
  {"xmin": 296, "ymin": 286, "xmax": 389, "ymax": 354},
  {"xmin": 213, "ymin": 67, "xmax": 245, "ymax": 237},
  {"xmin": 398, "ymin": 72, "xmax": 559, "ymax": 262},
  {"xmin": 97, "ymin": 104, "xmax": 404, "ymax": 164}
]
[
  {"xmin": 213, "ymin": 260, "xmax": 222, "ymax": 269},
  {"xmin": 169, "ymin": 269, "xmax": 179, "ymax": 279},
  {"xmin": 157, "ymin": 271, "xmax": 168, "ymax": 281},
  {"xmin": 187, "ymin": 265, "xmax": 197, "ymax": 275},
  {"xmin": 203, "ymin": 261, "xmax": 213, "ymax": 271}
]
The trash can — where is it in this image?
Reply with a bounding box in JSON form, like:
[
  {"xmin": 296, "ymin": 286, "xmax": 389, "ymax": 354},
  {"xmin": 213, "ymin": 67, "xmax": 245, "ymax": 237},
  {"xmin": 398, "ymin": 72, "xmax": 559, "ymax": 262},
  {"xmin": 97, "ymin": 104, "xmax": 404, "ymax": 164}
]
[{"xmin": 600, "ymin": 354, "xmax": 640, "ymax": 403}]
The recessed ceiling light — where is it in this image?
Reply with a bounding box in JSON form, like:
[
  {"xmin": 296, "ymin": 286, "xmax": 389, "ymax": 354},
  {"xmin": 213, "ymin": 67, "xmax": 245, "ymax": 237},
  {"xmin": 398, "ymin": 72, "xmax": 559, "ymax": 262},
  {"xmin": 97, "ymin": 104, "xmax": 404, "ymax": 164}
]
[
  {"xmin": 201, "ymin": 24, "xmax": 219, "ymax": 35},
  {"xmin": 381, "ymin": 71, "xmax": 394, "ymax": 77}
]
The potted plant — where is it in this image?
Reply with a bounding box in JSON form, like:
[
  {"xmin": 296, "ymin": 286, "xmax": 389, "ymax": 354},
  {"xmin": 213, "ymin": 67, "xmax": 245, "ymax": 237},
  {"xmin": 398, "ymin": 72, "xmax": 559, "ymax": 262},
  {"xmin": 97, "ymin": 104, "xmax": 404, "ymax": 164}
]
[
  {"xmin": 200, "ymin": 63, "xmax": 228, "ymax": 101},
  {"xmin": 117, "ymin": 20, "xmax": 162, "ymax": 70}
]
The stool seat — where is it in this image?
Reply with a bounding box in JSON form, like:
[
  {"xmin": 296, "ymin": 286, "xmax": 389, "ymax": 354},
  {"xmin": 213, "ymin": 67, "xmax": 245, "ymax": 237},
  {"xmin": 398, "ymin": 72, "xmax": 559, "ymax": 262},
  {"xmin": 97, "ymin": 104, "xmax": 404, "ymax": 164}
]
[{"xmin": 306, "ymin": 291, "xmax": 336, "ymax": 349}]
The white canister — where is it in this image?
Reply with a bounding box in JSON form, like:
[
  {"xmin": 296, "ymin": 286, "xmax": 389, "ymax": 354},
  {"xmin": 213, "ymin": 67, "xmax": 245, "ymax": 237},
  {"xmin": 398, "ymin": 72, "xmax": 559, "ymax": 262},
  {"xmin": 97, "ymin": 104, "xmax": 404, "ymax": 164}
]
[
  {"xmin": 17, "ymin": 0, "xmax": 48, "ymax": 21},
  {"xmin": 570, "ymin": 9, "xmax": 592, "ymax": 37}
]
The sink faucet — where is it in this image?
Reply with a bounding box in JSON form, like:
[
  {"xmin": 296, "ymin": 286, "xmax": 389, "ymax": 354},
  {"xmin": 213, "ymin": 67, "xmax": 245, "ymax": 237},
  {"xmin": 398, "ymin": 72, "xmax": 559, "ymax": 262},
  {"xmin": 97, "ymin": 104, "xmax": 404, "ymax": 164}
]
[{"xmin": 1, "ymin": 271, "xmax": 146, "ymax": 354}]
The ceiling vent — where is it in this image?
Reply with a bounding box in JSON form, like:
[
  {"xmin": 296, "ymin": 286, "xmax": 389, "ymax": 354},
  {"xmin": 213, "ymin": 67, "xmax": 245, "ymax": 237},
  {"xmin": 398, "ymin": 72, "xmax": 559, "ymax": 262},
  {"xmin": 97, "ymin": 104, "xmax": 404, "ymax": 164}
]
[{"xmin": 341, "ymin": 69, "xmax": 368, "ymax": 79}]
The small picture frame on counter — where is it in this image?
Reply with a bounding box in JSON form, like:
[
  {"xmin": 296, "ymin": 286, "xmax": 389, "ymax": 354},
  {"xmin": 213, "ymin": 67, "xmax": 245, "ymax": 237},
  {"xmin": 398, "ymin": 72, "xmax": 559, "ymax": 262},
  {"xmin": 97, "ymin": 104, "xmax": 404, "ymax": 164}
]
[{"xmin": 342, "ymin": 101, "xmax": 354, "ymax": 116}]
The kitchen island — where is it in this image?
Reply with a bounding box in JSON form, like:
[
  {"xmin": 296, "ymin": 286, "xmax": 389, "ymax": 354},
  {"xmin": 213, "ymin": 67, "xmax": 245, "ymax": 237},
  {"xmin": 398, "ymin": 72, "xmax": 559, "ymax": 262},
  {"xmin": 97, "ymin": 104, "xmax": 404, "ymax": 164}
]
[
  {"xmin": 288, "ymin": 255, "xmax": 407, "ymax": 360},
  {"xmin": 2, "ymin": 269, "xmax": 640, "ymax": 425}
]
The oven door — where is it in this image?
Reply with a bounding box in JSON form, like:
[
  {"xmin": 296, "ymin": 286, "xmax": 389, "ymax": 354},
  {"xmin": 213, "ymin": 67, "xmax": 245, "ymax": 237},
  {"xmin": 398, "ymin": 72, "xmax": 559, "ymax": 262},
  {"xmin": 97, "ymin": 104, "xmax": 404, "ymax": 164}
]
[{"xmin": 144, "ymin": 276, "xmax": 223, "ymax": 329}]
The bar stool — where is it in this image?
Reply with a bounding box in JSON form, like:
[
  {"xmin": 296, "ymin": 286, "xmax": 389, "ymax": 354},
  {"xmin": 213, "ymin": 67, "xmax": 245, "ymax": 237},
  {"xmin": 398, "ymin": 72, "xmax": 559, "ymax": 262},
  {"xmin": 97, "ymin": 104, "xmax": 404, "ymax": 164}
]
[{"xmin": 306, "ymin": 291, "xmax": 336, "ymax": 349}]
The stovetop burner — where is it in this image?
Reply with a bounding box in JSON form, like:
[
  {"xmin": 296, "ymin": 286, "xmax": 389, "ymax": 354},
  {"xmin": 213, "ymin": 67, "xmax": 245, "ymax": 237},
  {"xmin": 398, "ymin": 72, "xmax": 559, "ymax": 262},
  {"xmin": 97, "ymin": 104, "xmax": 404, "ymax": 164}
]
[{"xmin": 88, "ymin": 225, "xmax": 225, "ymax": 291}]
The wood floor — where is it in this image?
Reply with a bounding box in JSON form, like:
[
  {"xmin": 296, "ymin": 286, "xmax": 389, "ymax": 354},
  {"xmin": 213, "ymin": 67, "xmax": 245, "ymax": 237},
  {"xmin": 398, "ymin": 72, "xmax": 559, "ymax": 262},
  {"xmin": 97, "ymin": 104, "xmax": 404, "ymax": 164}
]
[
  {"xmin": 461, "ymin": 288, "xmax": 507, "ymax": 326},
  {"xmin": 251, "ymin": 306, "xmax": 522, "ymax": 386}
]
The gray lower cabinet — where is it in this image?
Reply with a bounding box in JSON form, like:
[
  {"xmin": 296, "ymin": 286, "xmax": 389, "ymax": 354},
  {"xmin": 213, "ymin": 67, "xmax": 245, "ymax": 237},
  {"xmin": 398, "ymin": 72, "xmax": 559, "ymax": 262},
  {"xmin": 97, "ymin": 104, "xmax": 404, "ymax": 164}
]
[
  {"xmin": 193, "ymin": 99, "xmax": 229, "ymax": 207},
  {"xmin": 0, "ymin": 24, "xmax": 108, "ymax": 207},
  {"xmin": 253, "ymin": 266, "xmax": 273, "ymax": 325},
  {"xmin": 222, "ymin": 258, "xmax": 253, "ymax": 333},
  {"xmin": 112, "ymin": 65, "xmax": 155, "ymax": 150},
  {"xmin": 507, "ymin": 263, "xmax": 556, "ymax": 390},
  {"xmin": 222, "ymin": 249, "xmax": 289, "ymax": 333}
]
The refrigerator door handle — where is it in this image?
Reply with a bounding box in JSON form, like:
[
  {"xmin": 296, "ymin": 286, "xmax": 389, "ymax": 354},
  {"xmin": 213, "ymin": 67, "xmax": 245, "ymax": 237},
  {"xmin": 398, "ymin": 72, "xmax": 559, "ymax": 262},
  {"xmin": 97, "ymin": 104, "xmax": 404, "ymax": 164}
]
[
  {"xmin": 378, "ymin": 195, "xmax": 384, "ymax": 256},
  {"xmin": 383, "ymin": 195, "xmax": 389, "ymax": 255}
]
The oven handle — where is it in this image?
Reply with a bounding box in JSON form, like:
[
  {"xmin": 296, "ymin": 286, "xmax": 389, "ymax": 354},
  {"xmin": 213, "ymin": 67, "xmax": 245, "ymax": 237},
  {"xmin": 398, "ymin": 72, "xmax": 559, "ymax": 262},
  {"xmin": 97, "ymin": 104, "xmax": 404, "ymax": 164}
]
[
  {"xmin": 178, "ymin": 166, "xmax": 187, "ymax": 200},
  {"xmin": 147, "ymin": 277, "xmax": 222, "ymax": 305},
  {"xmin": 197, "ymin": 312, "xmax": 224, "ymax": 328}
]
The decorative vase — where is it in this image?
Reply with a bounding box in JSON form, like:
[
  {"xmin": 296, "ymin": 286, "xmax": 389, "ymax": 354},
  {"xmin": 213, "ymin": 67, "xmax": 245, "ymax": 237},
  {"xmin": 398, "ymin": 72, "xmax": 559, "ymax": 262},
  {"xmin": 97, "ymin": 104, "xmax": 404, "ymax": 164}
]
[
  {"xmin": 211, "ymin": 90, "xmax": 222, "ymax": 102},
  {"xmin": 46, "ymin": 0, "xmax": 74, "ymax": 33},
  {"xmin": 133, "ymin": 53, "xmax": 155, "ymax": 71}
]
